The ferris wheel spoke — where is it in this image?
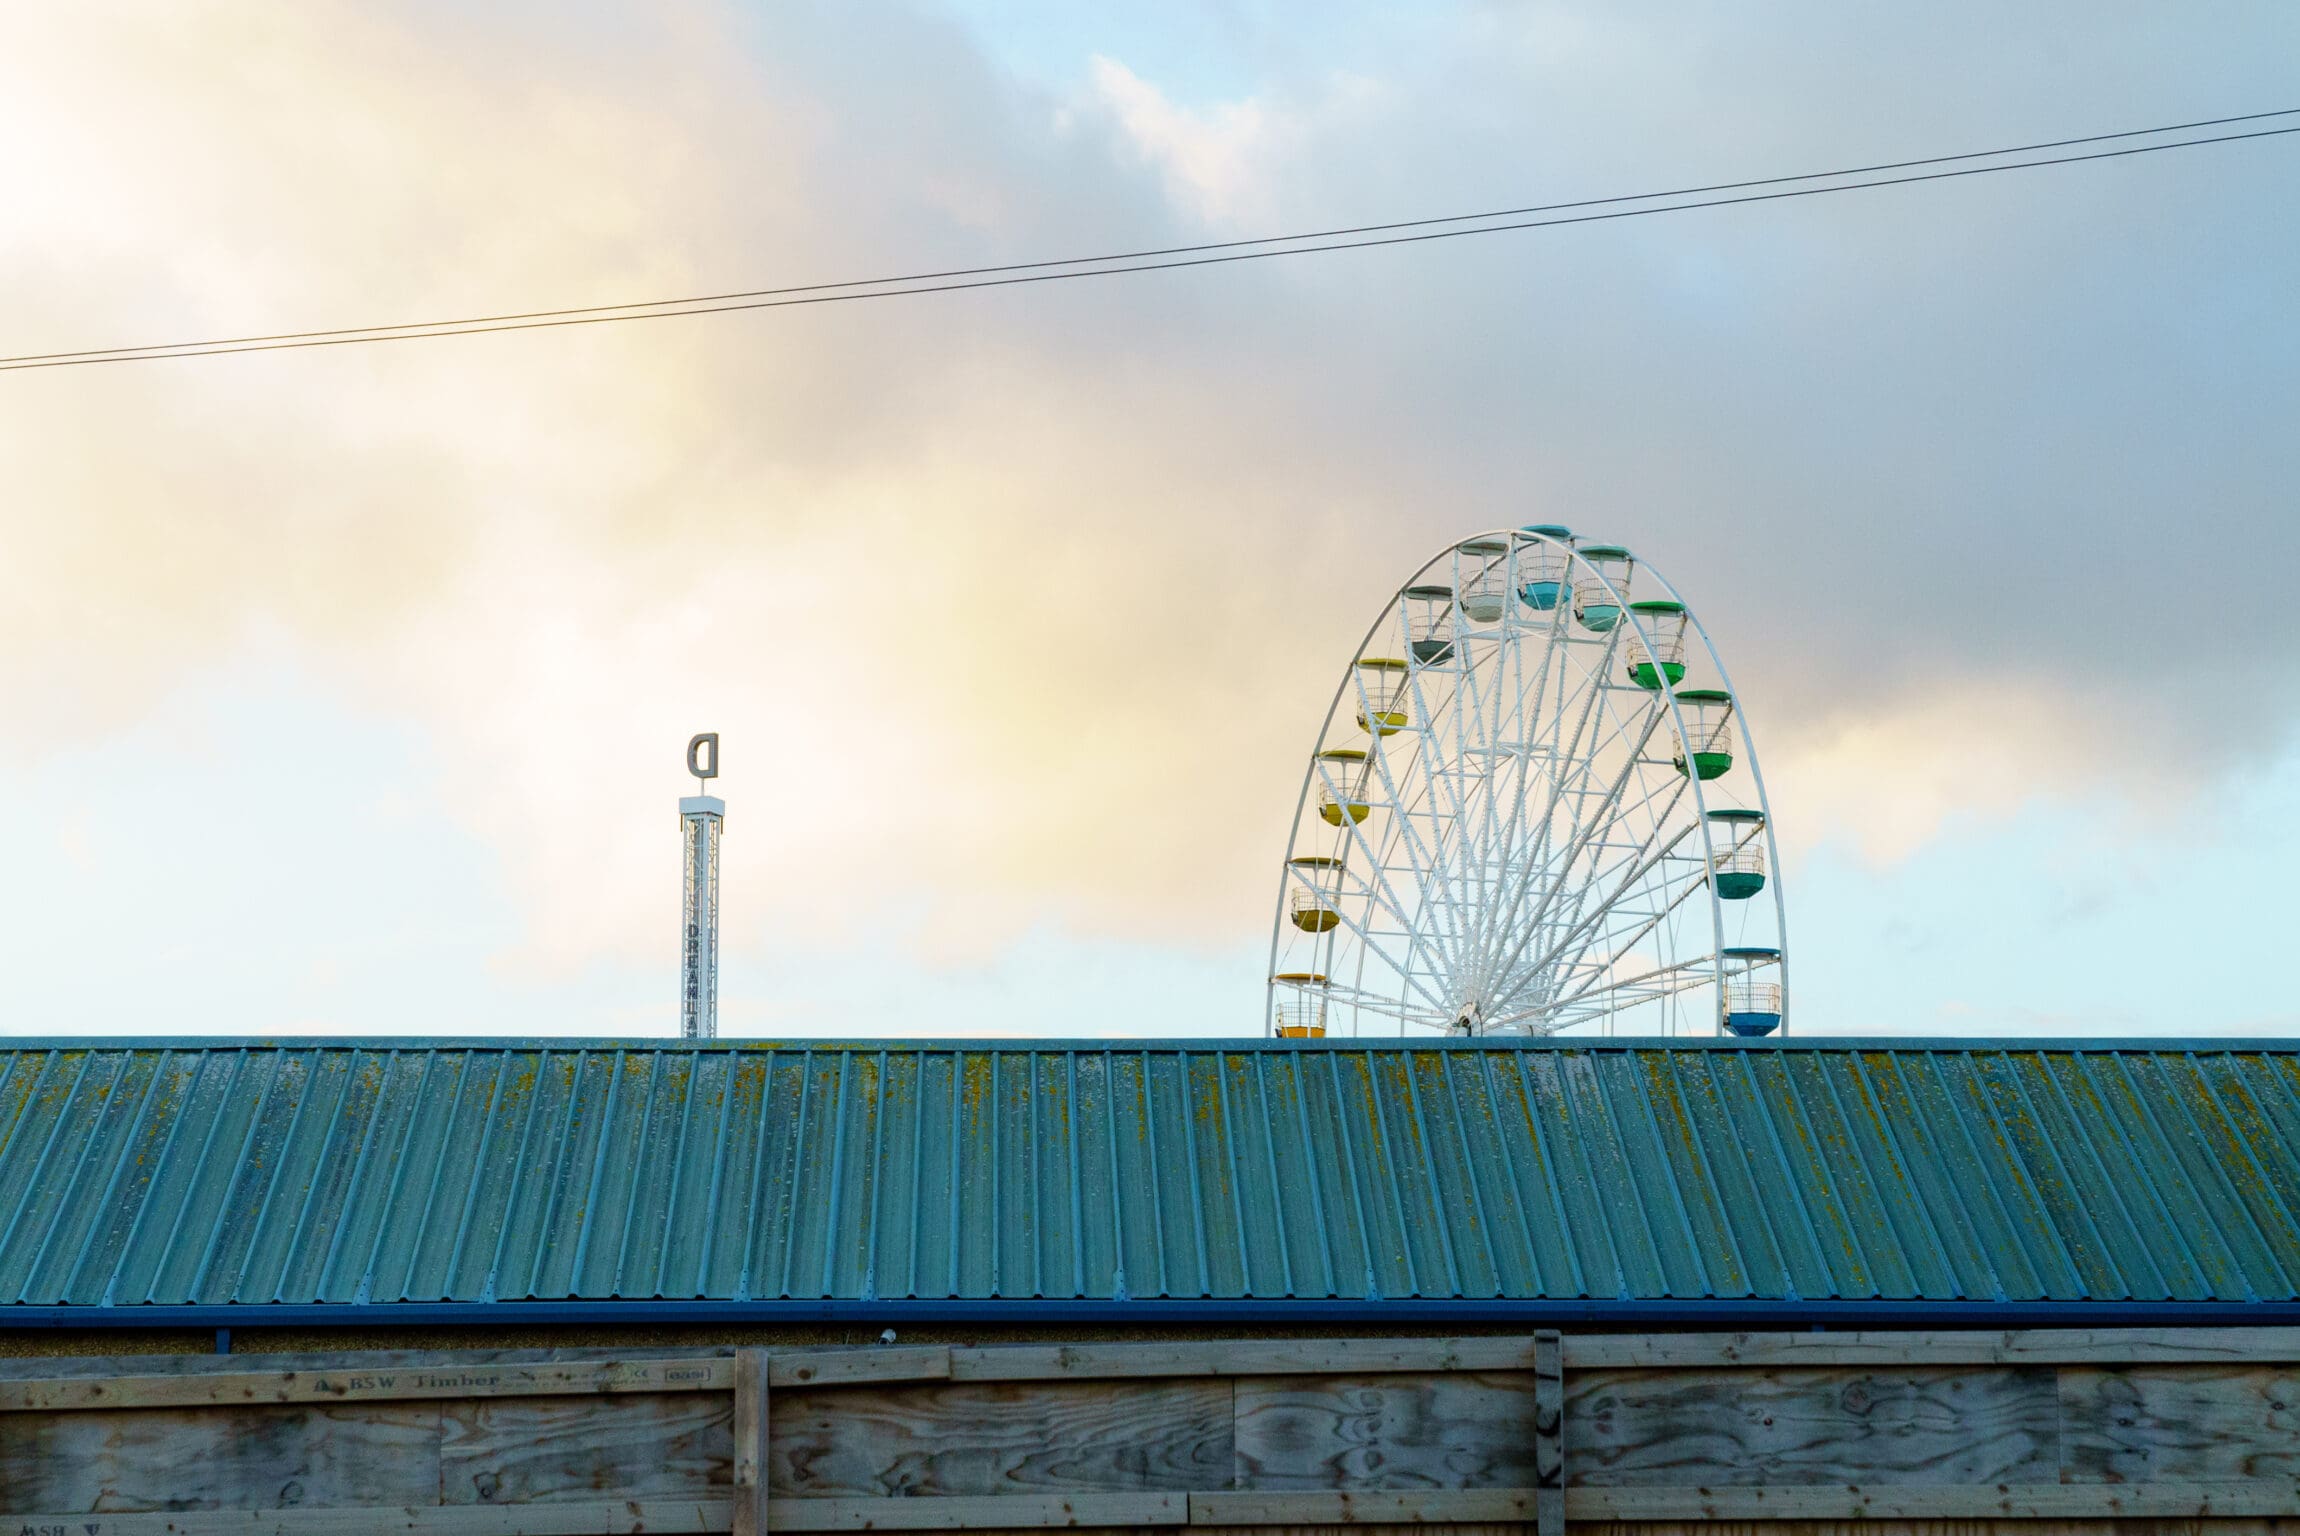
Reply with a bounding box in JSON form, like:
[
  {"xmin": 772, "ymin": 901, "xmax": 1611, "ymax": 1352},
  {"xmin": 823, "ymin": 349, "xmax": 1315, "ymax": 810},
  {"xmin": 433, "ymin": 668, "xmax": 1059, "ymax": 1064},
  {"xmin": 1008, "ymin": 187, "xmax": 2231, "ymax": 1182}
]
[
  {"xmin": 1503, "ymin": 819, "xmax": 1697, "ymax": 994},
  {"xmin": 1486, "ymin": 678, "xmax": 1670, "ymax": 982},
  {"xmin": 1343, "ymin": 731, "xmax": 1472, "ymax": 984},
  {"xmin": 1551, "ymin": 747, "xmax": 1698, "ymax": 931},
  {"xmin": 1320, "ymin": 899, "xmax": 1456, "ymax": 1016},
  {"xmin": 1548, "ymin": 871, "xmax": 1732, "ymax": 1014},
  {"xmin": 1354, "ymin": 674, "xmax": 1457, "ymax": 956},
  {"xmin": 1380, "ymin": 703, "xmax": 1472, "ymax": 979},
  {"xmin": 1342, "ymin": 841, "xmax": 1452, "ymax": 959},
  {"xmin": 1472, "ymin": 653, "xmax": 1692, "ymax": 1011},
  {"xmin": 1465, "ymin": 714, "xmax": 1608, "ymax": 1004},
  {"xmin": 1324, "ymin": 975, "xmax": 1451, "ymax": 1030},
  {"xmin": 1553, "ymin": 948, "xmax": 1724, "ymax": 1012},
  {"xmin": 1468, "ymin": 629, "xmax": 1620, "ymax": 989},
  {"xmin": 1460, "ymin": 604, "xmax": 1561, "ymax": 985}
]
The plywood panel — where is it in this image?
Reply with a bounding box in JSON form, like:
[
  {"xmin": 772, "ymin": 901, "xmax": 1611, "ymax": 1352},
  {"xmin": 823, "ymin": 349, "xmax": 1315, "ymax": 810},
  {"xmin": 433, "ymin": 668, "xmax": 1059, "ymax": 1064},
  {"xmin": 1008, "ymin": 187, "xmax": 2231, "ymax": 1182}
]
[
  {"xmin": 2061, "ymin": 1365, "xmax": 2300, "ymax": 1482},
  {"xmin": 1192, "ymin": 1488, "xmax": 1540, "ymax": 1523},
  {"xmin": 732, "ymin": 1350, "xmax": 769, "ymax": 1536},
  {"xmin": 1564, "ymin": 1482, "xmax": 2300, "ymax": 1520},
  {"xmin": 769, "ymin": 1379, "xmax": 1232, "ymax": 1498},
  {"xmin": 949, "ymin": 1338, "xmax": 1539, "ymax": 1382},
  {"xmin": 439, "ymin": 1392, "xmax": 729, "ymax": 1504},
  {"xmin": 0, "ymin": 1402, "xmax": 439, "ymax": 1511},
  {"xmin": 1564, "ymin": 1367, "xmax": 2059, "ymax": 1487},
  {"xmin": 1232, "ymin": 1373, "xmax": 1539, "ymax": 1491},
  {"xmin": 1575, "ymin": 1522, "xmax": 2300, "ymax": 1536},
  {"xmin": 1177, "ymin": 1527, "xmax": 1532, "ymax": 1536},
  {"xmin": 2, "ymin": 1356, "xmax": 729, "ymax": 1412},
  {"xmin": 0, "ymin": 1504, "xmax": 723, "ymax": 1535},
  {"xmin": 1563, "ymin": 1327, "xmax": 2300, "ymax": 1369},
  {"xmin": 771, "ymin": 1491, "xmax": 1185, "ymax": 1529}
]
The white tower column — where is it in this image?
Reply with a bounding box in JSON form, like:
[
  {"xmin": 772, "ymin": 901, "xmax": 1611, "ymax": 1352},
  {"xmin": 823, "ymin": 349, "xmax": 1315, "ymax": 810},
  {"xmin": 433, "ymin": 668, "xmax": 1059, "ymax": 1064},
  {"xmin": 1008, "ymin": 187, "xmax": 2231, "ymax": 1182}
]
[{"xmin": 681, "ymin": 733, "xmax": 723, "ymax": 1040}]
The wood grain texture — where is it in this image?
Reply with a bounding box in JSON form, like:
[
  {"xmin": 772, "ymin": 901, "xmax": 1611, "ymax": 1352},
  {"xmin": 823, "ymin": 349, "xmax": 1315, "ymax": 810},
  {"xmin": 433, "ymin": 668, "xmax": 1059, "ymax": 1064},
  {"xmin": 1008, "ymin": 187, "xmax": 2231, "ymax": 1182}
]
[
  {"xmin": 0, "ymin": 1503, "xmax": 726, "ymax": 1535},
  {"xmin": 1190, "ymin": 1489, "xmax": 1538, "ymax": 1524},
  {"xmin": 0, "ymin": 1402, "xmax": 441, "ymax": 1511},
  {"xmin": 768, "ymin": 1492, "xmax": 1185, "ymax": 1529},
  {"xmin": 1565, "ymin": 1367, "xmax": 2060, "ymax": 1488},
  {"xmin": 1563, "ymin": 1329, "xmax": 2300, "ymax": 1370},
  {"xmin": 1533, "ymin": 1332, "xmax": 1563, "ymax": 1536},
  {"xmin": 1173, "ymin": 1526, "xmax": 1531, "ymax": 1536},
  {"xmin": 439, "ymin": 1393, "xmax": 730, "ymax": 1505},
  {"xmin": 773, "ymin": 1348, "xmax": 951, "ymax": 1388},
  {"xmin": 732, "ymin": 1351, "xmax": 769, "ymax": 1536},
  {"xmin": 2061, "ymin": 1365, "xmax": 2300, "ymax": 1483},
  {"xmin": 1232, "ymin": 1373, "xmax": 1538, "ymax": 1491},
  {"xmin": 949, "ymin": 1339, "xmax": 1539, "ymax": 1383},
  {"xmin": 1, "ymin": 1358, "xmax": 731, "ymax": 1413},
  {"xmin": 1573, "ymin": 1524, "xmax": 2300, "ymax": 1536},
  {"xmin": 770, "ymin": 1379, "xmax": 1233, "ymax": 1498},
  {"xmin": 1562, "ymin": 1482, "xmax": 2300, "ymax": 1520},
  {"xmin": 0, "ymin": 1347, "xmax": 704, "ymax": 1381}
]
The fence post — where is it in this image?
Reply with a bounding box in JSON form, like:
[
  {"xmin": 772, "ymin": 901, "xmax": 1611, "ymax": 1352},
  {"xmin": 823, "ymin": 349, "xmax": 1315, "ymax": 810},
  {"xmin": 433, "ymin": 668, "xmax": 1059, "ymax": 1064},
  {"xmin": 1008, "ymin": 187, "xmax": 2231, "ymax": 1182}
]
[
  {"xmin": 734, "ymin": 1349, "xmax": 771, "ymax": 1536},
  {"xmin": 1535, "ymin": 1330, "xmax": 1564, "ymax": 1536}
]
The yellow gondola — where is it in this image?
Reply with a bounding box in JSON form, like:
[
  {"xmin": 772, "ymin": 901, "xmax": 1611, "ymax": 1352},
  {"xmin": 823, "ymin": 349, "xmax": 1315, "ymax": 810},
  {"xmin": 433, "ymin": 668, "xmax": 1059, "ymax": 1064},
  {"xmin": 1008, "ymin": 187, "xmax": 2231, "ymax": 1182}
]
[
  {"xmin": 1287, "ymin": 856, "xmax": 1345, "ymax": 932},
  {"xmin": 1315, "ymin": 749, "xmax": 1372, "ymax": 825},
  {"xmin": 1354, "ymin": 658, "xmax": 1410, "ymax": 735},
  {"xmin": 1272, "ymin": 972, "xmax": 1329, "ymax": 1037}
]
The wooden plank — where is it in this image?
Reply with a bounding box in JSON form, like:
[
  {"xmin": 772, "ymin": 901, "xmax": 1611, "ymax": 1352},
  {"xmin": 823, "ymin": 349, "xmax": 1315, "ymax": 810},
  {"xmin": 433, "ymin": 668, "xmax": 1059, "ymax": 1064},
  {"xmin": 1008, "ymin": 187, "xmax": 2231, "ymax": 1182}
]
[
  {"xmin": 13, "ymin": 1327, "xmax": 2300, "ymax": 1402},
  {"xmin": 0, "ymin": 1503, "xmax": 728, "ymax": 1535},
  {"xmin": 1562, "ymin": 1480, "xmax": 2300, "ymax": 1520},
  {"xmin": 1532, "ymin": 1332, "xmax": 1562, "ymax": 1536},
  {"xmin": 25, "ymin": 1484, "xmax": 2300, "ymax": 1536},
  {"xmin": 2061, "ymin": 1364, "xmax": 2300, "ymax": 1482},
  {"xmin": 0, "ymin": 1402, "xmax": 440, "ymax": 1512},
  {"xmin": 8, "ymin": 1499, "xmax": 1545, "ymax": 1536},
  {"xmin": 733, "ymin": 1350, "xmax": 770, "ymax": 1536},
  {"xmin": 768, "ymin": 1492, "xmax": 1186, "ymax": 1530},
  {"xmin": 951, "ymin": 1338, "xmax": 1539, "ymax": 1383},
  {"xmin": 0, "ymin": 1345, "xmax": 961, "ymax": 1414},
  {"xmin": 1190, "ymin": 1489, "xmax": 1539, "ymax": 1525},
  {"xmin": 1563, "ymin": 1327, "xmax": 2300, "ymax": 1369},
  {"xmin": 1563, "ymin": 1523, "xmax": 2300, "ymax": 1536},
  {"xmin": 0, "ymin": 1346, "xmax": 723, "ymax": 1382},
  {"xmin": 771, "ymin": 1379, "xmax": 1231, "ymax": 1497},
  {"xmin": 0, "ymin": 1357, "xmax": 733, "ymax": 1413},
  {"xmin": 1181, "ymin": 1526, "xmax": 1530, "ymax": 1536},
  {"xmin": 772, "ymin": 1347, "xmax": 952, "ymax": 1388},
  {"xmin": 437, "ymin": 1393, "xmax": 728, "ymax": 1504},
  {"xmin": 1565, "ymin": 1365, "xmax": 2059, "ymax": 1487},
  {"xmin": 1232, "ymin": 1373, "xmax": 1539, "ymax": 1490}
]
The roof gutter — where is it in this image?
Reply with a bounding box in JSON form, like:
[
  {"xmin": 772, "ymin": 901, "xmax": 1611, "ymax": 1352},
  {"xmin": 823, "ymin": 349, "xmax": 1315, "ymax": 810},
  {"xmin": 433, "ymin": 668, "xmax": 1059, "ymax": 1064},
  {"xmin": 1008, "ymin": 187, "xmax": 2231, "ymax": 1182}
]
[{"xmin": 11, "ymin": 1297, "xmax": 2300, "ymax": 1331}]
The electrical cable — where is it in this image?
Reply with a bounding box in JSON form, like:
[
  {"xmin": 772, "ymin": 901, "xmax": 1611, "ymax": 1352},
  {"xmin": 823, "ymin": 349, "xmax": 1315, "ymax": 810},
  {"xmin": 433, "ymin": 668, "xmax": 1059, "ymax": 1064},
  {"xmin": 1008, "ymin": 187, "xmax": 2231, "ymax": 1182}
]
[
  {"xmin": 12, "ymin": 104, "xmax": 2296, "ymax": 367},
  {"xmin": 5, "ymin": 116, "xmax": 2293, "ymax": 372}
]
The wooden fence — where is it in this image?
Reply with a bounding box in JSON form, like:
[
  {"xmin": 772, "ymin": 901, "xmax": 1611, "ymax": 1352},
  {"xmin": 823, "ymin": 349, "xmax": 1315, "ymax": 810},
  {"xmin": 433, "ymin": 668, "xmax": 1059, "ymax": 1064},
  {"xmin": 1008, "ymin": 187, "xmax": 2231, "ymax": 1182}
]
[{"xmin": 8, "ymin": 1328, "xmax": 2300, "ymax": 1534}]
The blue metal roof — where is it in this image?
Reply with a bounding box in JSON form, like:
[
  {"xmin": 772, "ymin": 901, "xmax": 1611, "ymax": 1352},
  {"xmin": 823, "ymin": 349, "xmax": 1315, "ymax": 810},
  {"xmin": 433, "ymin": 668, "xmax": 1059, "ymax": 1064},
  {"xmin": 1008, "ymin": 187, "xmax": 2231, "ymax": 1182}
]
[{"xmin": 3, "ymin": 1038, "xmax": 2299, "ymax": 1320}]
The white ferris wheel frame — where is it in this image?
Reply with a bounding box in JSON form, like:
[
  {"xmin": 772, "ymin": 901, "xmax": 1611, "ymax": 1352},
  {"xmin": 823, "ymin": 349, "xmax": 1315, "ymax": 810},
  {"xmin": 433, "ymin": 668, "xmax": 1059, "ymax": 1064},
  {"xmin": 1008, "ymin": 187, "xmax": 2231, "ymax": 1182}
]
[{"xmin": 1264, "ymin": 529, "xmax": 1790, "ymax": 1037}]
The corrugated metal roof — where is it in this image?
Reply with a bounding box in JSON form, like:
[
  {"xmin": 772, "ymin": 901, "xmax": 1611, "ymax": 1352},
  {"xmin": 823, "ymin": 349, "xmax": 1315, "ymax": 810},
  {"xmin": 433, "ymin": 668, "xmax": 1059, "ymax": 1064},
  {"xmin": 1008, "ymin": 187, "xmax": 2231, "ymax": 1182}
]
[{"xmin": 3, "ymin": 1038, "xmax": 2299, "ymax": 1312}]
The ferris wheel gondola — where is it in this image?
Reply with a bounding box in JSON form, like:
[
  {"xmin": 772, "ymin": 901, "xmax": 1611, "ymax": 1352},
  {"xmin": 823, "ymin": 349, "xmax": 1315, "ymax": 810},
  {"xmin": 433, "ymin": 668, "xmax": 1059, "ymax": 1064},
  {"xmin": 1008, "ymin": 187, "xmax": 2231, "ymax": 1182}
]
[{"xmin": 1267, "ymin": 528, "xmax": 1788, "ymax": 1037}]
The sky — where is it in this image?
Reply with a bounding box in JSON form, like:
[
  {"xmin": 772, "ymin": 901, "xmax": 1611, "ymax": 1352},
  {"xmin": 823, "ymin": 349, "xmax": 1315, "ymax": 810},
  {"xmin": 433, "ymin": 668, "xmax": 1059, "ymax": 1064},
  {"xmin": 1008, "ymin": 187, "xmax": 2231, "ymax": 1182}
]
[{"xmin": 2, "ymin": 2, "xmax": 2296, "ymax": 1041}]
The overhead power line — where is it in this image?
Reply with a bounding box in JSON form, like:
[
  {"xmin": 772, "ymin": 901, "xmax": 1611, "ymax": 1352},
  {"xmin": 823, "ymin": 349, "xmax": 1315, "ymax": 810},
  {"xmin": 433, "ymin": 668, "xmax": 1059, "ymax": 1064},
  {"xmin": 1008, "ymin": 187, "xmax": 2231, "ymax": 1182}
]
[{"xmin": 5, "ymin": 109, "xmax": 2295, "ymax": 372}]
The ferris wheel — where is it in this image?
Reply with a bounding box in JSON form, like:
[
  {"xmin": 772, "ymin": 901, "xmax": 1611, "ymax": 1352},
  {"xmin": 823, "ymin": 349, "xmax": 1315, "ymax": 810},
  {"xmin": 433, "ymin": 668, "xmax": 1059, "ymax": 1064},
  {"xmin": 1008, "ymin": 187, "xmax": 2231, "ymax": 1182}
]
[{"xmin": 1267, "ymin": 527, "xmax": 1787, "ymax": 1038}]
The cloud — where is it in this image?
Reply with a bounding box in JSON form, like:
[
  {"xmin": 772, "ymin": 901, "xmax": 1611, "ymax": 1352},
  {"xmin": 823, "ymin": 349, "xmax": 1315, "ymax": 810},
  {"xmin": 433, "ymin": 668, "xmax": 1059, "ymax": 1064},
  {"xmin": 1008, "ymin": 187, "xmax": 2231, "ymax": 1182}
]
[
  {"xmin": 2, "ymin": 0, "xmax": 2296, "ymax": 1016},
  {"xmin": 1086, "ymin": 54, "xmax": 1362, "ymax": 226}
]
